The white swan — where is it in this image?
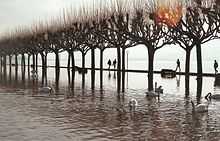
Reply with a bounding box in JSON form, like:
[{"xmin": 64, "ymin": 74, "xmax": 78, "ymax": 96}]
[
  {"xmin": 129, "ymin": 98, "xmax": 138, "ymax": 109},
  {"xmin": 205, "ymin": 92, "xmax": 220, "ymax": 100},
  {"xmin": 191, "ymin": 101, "xmax": 208, "ymax": 113},
  {"xmin": 38, "ymin": 86, "xmax": 54, "ymax": 94}
]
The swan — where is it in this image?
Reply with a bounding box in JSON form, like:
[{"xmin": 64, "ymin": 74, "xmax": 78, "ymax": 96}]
[
  {"xmin": 205, "ymin": 92, "xmax": 220, "ymax": 100},
  {"xmin": 38, "ymin": 86, "xmax": 54, "ymax": 94},
  {"xmin": 129, "ymin": 98, "xmax": 138, "ymax": 109},
  {"xmin": 154, "ymin": 82, "xmax": 163, "ymax": 94},
  {"xmin": 155, "ymin": 86, "xmax": 164, "ymax": 94},
  {"xmin": 146, "ymin": 91, "xmax": 160, "ymax": 97},
  {"xmin": 191, "ymin": 101, "xmax": 208, "ymax": 113}
]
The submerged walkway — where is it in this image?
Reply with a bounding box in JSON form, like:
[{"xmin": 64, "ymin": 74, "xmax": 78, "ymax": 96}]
[{"xmin": 37, "ymin": 65, "xmax": 217, "ymax": 77}]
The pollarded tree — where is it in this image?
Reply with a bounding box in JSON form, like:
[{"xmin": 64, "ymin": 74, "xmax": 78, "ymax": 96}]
[
  {"xmin": 121, "ymin": 1, "xmax": 174, "ymax": 91},
  {"xmin": 175, "ymin": 0, "xmax": 220, "ymax": 77}
]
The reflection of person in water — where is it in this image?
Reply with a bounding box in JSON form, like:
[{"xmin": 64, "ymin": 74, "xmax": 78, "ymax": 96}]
[
  {"xmin": 176, "ymin": 75, "xmax": 180, "ymax": 88},
  {"xmin": 113, "ymin": 71, "xmax": 116, "ymax": 79},
  {"xmin": 108, "ymin": 71, "xmax": 111, "ymax": 79}
]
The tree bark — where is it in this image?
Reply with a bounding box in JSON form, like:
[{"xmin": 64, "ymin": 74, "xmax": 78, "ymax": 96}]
[
  {"xmin": 40, "ymin": 52, "xmax": 45, "ymax": 85},
  {"xmin": 36, "ymin": 54, "xmax": 38, "ymax": 72},
  {"xmin": 32, "ymin": 54, "xmax": 35, "ymax": 71},
  {"xmin": 148, "ymin": 49, "xmax": 155, "ymax": 91},
  {"xmin": 55, "ymin": 51, "xmax": 60, "ymax": 86},
  {"xmin": 122, "ymin": 48, "xmax": 126, "ymax": 92},
  {"xmin": 117, "ymin": 47, "xmax": 121, "ymax": 93},
  {"xmin": 21, "ymin": 54, "xmax": 25, "ymax": 81},
  {"xmin": 196, "ymin": 43, "xmax": 203, "ymax": 77},
  {"xmin": 3, "ymin": 55, "xmax": 7, "ymax": 78},
  {"xmin": 9, "ymin": 55, "xmax": 12, "ymax": 80},
  {"xmin": 67, "ymin": 51, "xmax": 71, "ymax": 69},
  {"xmin": 15, "ymin": 55, "xmax": 18, "ymax": 80},
  {"xmin": 100, "ymin": 49, "xmax": 104, "ymax": 89},
  {"xmin": 82, "ymin": 53, "xmax": 85, "ymax": 69},
  {"xmin": 71, "ymin": 51, "xmax": 75, "ymax": 91},
  {"xmin": 185, "ymin": 49, "xmax": 191, "ymax": 75},
  {"xmin": 91, "ymin": 48, "xmax": 95, "ymax": 90}
]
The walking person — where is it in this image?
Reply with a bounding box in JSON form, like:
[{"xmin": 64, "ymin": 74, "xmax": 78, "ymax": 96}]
[
  {"xmin": 214, "ymin": 60, "xmax": 218, "ymax": 74},
  {"xmin": 113, "ymin": 59, "xmax": 117, "ymax": 70},
  {"xmin": 107, "ymin": 59, "xmax": 112, "ymax": 70},
  {"xmin": 175, "ymin": 59, "xmax": 181, "ymax": 72}
]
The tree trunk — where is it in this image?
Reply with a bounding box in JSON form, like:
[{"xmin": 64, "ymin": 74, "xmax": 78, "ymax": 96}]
[
  {"xmin": 9, "ymin": 55, "xmax": 12, "ymax": 80},
  {"xmin": 185, "ymin": 50, "xmax": 191, "ymax": 75},
  {"xmin": 196, "ymin": 43, "xmax": 203, "ymax": 77},
  {"xmin": 15, "ymin": 55, "xmax": 18, "ymax": 80},
  {"xmin": 70, "ymin": 51, "xmax": 75, "ymax": 91},
  {"xmin": 28, "ymin": 54, "xmax": 30, "ymax": 80},
  {"xmin": 117, "ymin": 47, "xmax": 121, "ymax": 93},
  {"xmin": 0, "ymin": 56, "xmax": 3, "ymax": 76},
  {"xmin": 71, "ymin": 51, "xmax": 75, "ymax": 70},
  {"xmin": 82, "ymin": 53, "xmax": 85, "ymax": 69},
  {"xmin": 67, "ymin": 51, "xmax": 71, "ymax": 69},
  {"xmin": 36, "ymin": 54, "xmax": 38, "ymax": 72},
  {"xmin": 21, "ymin": 54, "xmax": 25, "ymax": 81},
  {"xmin": 32, "ymin": 54, "xmax": 35, "ymax": 71},
  {"xmin": 40, "ymin": 52, "xmax": 45, "ymax": 85},
  {"xmin": 122, "ymin": 48, "xmax": 126, "ymax": 92},
  {"xmin": 45, "ymin": 53, "xmax": 48, "ymax": 85},
  {"xmin": 91, "ymin": 48, "xmax": 95, "ymax": 90},
  {"xmin": 55, "ymin": 51, "xmax": 60, "ymax": 86},
  {"xmin": 100, "ymin": 49, "xmax": 104, "ymax": 89},
  {"xmin": 148, "ymin": 49, "xmax": 155, "ymax": 91},
  {"xmin": 3, "ymin": 55, "xmax": 7, "ymax": 78}
]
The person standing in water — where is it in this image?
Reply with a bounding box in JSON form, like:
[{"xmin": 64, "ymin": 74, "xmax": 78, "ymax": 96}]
[
  {"xmin": 107, "ymin": 59, "xmax": 112, "ymax": 70},
  {"xmin": 214, "ymin": 60, "xmax": 218, "ymax": 74},
  {"xmin": 175, "ymin": 59, "xmax": 181, "ymax": 72},
  {"xmin": 113, "ymin": 59, "xmax": 117, "ymax": 69}
]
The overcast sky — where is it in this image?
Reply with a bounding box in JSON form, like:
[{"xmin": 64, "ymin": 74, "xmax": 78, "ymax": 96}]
[
  {"xmin": 0, "ymin": 0, "xmax": 88, "ymax": 35},
  {"xmin": 1, "ymin": 0, "xmax": 220, "ymax": 67}
]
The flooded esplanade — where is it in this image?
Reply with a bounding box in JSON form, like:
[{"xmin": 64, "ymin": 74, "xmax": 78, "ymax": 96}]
[{"xmin": 1, "ymin": 0, "xmax": 220, "ymax": 141}]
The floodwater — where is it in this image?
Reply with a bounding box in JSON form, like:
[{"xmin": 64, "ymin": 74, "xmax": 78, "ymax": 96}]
[{"xmin": 1, "ymin": 67, "xmax": 220, "ymax": 141}]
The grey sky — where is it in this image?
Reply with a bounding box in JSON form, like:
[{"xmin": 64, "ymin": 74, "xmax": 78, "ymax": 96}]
[
  {"xmin": 0, "ymin": 0, "xmax": 86, "ymax": 35},
  {"xmin": 1, "ymin": 0, "xmax": 220, "ymax": 66}
]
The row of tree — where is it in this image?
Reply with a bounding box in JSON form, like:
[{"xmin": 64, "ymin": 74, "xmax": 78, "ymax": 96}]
[{"xmin": 0, "ymin": 0, "xmax": 220, "ymax": 91}]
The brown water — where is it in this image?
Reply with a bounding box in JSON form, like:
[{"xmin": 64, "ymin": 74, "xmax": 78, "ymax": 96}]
[{"xmin": 1, "ymin": 68, "xmax": 220, "ymax": 141}]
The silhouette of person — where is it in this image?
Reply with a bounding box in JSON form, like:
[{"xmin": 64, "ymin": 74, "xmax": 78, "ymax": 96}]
[
  {"xmin": 107, "ymin": 59, "xmax": 111, "ymax": 69},
  {"xmin": 113, "ymin": 59, "xmax": 117, "ymax": 69},
  {"xmin": 175, "ymin": 59, "xmax": 181, "ymax": 72},
  {"xmin": 214, "ymin": 60, "xmax": 218, "ymax": 74}
]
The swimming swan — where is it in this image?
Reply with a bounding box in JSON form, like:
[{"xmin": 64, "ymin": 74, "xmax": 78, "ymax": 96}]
[
  {"xmin": 191, "ymin": 101, "xmax": 208, "ymax": 113},
  {"xmin": 38, "ymin": 86, "xmax": 54, "ymax": 94},
  {"xmin": 146, "ymin": 91, "xmax": 160, "ymax": 97},
  {"xmin": 154, "ymin": 82, "xmax": 164, "ymax": 94},
  {"xmin": 205, "ymin": 92, "xmax": 220, "ymax": 100},
  {"xmin": 155, "ymin": 86, "xmax": 164, "ymax": 94}
]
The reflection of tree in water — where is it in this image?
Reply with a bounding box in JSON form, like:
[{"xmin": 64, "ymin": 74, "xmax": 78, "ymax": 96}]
[{"xmin": 176, "ymin": 75, "xmax": 180, "ymax": 87}]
